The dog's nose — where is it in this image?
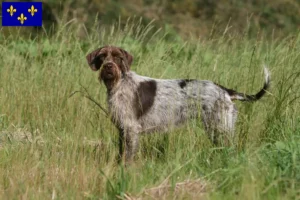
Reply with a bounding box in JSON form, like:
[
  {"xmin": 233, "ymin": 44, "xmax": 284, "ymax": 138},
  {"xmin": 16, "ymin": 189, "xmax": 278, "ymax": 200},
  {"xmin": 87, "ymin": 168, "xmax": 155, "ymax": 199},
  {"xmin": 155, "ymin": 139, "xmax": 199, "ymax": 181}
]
[{"xmin": 104, "ymin": 63, "xmax": 113, "ymax": 69}]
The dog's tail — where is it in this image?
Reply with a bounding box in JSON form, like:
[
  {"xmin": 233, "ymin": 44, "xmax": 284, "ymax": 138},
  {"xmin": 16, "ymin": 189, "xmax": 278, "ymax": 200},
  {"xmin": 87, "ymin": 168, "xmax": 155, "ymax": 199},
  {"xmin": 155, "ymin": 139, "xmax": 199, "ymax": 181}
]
[{"xmin": 219, "ymin": 67, "xmax": 270, "ymax": 102}]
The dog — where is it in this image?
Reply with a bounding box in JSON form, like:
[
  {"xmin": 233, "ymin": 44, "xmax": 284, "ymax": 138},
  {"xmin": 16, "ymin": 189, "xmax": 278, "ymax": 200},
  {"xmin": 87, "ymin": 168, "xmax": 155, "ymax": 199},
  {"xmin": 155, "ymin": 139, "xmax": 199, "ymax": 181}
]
[{"xmin": 86, "ymin": 45, "xmax": 270, "ymax": 163}]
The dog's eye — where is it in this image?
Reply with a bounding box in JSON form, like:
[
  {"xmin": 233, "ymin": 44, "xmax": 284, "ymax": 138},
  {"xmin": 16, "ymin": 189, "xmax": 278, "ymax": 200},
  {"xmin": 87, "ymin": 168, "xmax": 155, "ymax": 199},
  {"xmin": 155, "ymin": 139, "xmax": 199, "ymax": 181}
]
[
  {"xmin": 112, "ymin": 52, "xmax": 122, "ymax": 58},
  {"xmin": 98, "ymin": 53, "xmax": 106, "ymax": 59},
  {"xmin": 113, "ymin": 55, "xmax": 122, "ymax": 61}
]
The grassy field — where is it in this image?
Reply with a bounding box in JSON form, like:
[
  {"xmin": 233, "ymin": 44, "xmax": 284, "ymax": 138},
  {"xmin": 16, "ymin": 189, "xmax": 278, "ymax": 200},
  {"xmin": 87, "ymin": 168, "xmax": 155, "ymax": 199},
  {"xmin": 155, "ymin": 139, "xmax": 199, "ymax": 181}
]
[{"xmin": 0, "ymin": 22, "xmax": 300, "ymax": 199}]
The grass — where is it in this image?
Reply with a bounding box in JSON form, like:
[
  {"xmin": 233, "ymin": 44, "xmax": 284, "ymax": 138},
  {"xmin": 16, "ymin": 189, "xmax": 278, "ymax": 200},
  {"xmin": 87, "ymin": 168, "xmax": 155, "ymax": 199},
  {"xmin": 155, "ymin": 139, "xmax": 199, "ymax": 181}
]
[{"xmin": 0, "ymin": 21, "xmax": 300, "ymax": 199}]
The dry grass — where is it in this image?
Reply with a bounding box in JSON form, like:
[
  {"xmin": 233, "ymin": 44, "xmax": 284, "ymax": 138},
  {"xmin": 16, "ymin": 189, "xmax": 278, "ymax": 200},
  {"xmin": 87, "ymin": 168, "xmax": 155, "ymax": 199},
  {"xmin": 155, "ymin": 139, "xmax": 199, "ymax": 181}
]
[
  {"xmin": 0, "ymin": 128, "xmax": 43, "ymax": 149},
  {"xmin": 118, "ymin": 178, "xmax": 209, "ymax": 200}
]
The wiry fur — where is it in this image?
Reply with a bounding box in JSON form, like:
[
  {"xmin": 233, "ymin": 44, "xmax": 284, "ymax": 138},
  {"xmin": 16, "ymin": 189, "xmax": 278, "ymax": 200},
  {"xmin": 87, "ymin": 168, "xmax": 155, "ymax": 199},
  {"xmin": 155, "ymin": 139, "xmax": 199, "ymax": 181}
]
[{"xmin": 86, "ymin": 46, "xmax": 270, "ymax": 164}]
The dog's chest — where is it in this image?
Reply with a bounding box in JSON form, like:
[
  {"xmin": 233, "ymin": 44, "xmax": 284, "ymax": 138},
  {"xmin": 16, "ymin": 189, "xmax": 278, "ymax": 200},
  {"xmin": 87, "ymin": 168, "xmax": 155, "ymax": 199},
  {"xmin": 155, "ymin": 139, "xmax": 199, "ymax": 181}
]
[{"xmin": 107, "ymin": 83, "xmax": 137, "ymax": 124}]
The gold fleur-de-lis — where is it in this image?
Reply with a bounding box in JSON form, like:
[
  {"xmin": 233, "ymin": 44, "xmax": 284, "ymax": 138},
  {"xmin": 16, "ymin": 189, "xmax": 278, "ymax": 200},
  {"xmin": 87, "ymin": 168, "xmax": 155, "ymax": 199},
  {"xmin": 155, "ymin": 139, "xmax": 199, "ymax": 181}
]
[
  {"xmin": 7, "ymin": 5, "xmax": 17, "ymax": 16},
  {"xmin": 28, "ymin": 5, "xmax": 38, "ymax": 16},
  {"xmin": 17, "ymin": 13, "xmax": 27, "ymax": 24}
]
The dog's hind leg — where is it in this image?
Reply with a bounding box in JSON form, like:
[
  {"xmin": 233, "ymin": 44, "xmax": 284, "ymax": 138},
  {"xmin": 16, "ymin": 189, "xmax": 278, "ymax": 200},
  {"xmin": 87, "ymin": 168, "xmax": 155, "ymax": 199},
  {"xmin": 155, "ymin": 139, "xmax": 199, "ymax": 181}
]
[{"xmin": 201, "ymin": 100, "xmax": 238, "ymax": 146}]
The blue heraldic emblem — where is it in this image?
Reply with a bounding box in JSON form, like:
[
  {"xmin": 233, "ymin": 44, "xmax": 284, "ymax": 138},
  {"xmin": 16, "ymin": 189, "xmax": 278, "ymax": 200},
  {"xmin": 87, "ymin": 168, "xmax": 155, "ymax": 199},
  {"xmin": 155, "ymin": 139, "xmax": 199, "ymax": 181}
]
[{"xmin": 2, "ymin": 2, "xmax": 42, "ymax": 26}]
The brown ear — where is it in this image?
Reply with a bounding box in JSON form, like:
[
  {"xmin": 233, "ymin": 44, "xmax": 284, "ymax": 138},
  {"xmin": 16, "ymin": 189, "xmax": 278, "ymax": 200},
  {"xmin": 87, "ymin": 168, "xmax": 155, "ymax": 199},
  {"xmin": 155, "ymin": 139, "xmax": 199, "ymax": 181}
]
[
  {"xmin": 118, "ymin": 48, "xmax": 133, "ymax": 70},
  {"xmin": 86, "ymin": 47, "xmax": 103, "ymax": 71}
]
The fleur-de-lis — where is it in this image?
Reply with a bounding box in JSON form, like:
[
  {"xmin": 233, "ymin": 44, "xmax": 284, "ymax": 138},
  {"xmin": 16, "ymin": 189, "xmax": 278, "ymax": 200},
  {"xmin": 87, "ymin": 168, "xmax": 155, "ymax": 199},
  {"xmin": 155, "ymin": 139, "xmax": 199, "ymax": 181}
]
[
  {"xmin": 28, "ymin": 5, "xmax": 38, "ymax": 16},
  {"xmin": 7, "ymin": 5, "xmax": 16, "ymax": 16},
  {"xmin": 17, "ymin": 13, "xmax": 27, "ymax": 24}
]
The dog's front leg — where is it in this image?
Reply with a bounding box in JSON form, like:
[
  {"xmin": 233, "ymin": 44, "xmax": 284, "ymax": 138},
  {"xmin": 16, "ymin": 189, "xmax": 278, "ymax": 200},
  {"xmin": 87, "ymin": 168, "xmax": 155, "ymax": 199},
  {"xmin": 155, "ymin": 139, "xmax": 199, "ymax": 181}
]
[
  {"xmin": 124, "ymin": 128, "xmax": 139, "ymax": 164},
  {"xmin": 117, "ymin": 127, "xmax": 125, "ymax": 164}
]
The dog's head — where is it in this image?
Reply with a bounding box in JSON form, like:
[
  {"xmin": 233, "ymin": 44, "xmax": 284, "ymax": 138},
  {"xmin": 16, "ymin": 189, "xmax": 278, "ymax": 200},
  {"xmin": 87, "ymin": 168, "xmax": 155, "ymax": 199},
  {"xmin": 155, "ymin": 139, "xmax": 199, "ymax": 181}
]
[{"xmin": 86, "ymin": 46, "xmax": 133, "ymax": 88}]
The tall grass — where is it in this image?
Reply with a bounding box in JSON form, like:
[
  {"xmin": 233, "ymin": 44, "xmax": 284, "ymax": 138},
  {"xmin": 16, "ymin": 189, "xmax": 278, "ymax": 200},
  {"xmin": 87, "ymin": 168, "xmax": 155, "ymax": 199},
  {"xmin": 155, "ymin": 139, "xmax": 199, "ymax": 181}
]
[{"xmin": 0, "ymin": 21, "xmax": 299, "ymax": 199}]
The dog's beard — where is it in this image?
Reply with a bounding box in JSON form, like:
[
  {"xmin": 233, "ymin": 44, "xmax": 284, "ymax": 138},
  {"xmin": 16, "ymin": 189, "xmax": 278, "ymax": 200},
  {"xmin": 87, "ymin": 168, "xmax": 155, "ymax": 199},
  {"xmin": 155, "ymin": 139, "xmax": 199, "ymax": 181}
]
[{"xmin": 99, "ymin": 66, "xmax": 122, "ymax": 90}]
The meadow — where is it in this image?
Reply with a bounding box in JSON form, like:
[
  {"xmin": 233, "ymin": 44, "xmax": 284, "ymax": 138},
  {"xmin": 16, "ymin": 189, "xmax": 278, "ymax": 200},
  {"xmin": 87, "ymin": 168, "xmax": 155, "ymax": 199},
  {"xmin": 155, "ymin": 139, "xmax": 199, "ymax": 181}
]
[{"xmin": 0, "ymin": 21, "xmax": 300, "ymax": 199}]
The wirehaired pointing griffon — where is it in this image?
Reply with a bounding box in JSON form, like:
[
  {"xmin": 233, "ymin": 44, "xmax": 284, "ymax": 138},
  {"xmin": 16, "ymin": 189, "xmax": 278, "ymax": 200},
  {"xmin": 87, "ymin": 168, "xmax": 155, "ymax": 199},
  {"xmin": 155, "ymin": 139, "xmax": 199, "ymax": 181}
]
[{"xmin": 86, "ymin": 45, "xmax": 270, "ymax": 163}]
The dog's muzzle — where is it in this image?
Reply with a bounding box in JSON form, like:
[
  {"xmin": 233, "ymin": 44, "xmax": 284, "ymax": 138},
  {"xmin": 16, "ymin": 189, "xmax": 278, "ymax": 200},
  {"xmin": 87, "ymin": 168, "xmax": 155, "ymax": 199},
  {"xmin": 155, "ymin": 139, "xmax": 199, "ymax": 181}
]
[{"xmin": 101, "ymin": 62, "xmax": 117, "ymax": 80}]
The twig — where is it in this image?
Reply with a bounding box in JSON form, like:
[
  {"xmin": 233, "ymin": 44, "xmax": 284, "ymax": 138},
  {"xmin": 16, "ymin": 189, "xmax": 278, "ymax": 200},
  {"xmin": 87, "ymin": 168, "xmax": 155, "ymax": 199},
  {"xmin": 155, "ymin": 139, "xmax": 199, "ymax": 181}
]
[{"xmin": 69, "ymin": 84, "xmax": 109, "ymax": 117}]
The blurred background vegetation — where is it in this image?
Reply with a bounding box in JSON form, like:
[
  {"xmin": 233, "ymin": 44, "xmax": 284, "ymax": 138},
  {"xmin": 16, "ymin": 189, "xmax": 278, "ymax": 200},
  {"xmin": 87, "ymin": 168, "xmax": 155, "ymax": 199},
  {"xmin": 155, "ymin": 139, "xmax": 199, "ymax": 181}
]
[{"xmin": 1, "ymin": 0, "xmax": 300, "ymax": 40}]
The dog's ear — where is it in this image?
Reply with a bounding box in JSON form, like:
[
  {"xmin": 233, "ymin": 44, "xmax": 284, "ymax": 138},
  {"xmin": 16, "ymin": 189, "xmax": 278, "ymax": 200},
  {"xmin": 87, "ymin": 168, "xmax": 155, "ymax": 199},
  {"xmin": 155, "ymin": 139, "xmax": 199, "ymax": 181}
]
[
  {"xmin": 86, "ymin": 47, "xmax": 103, "ymax": 71},
  {"xmin": 118, "ymin": 48, "xmax": 133, "ymax": 70}
]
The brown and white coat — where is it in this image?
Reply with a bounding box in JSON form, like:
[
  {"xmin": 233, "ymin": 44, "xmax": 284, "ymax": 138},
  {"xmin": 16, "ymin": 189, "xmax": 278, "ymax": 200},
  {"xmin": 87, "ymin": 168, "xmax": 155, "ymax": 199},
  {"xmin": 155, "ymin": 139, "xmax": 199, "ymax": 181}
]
[{"xmin": 86, "ymin": 45, "xmax": 270, "ymax": 164}]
